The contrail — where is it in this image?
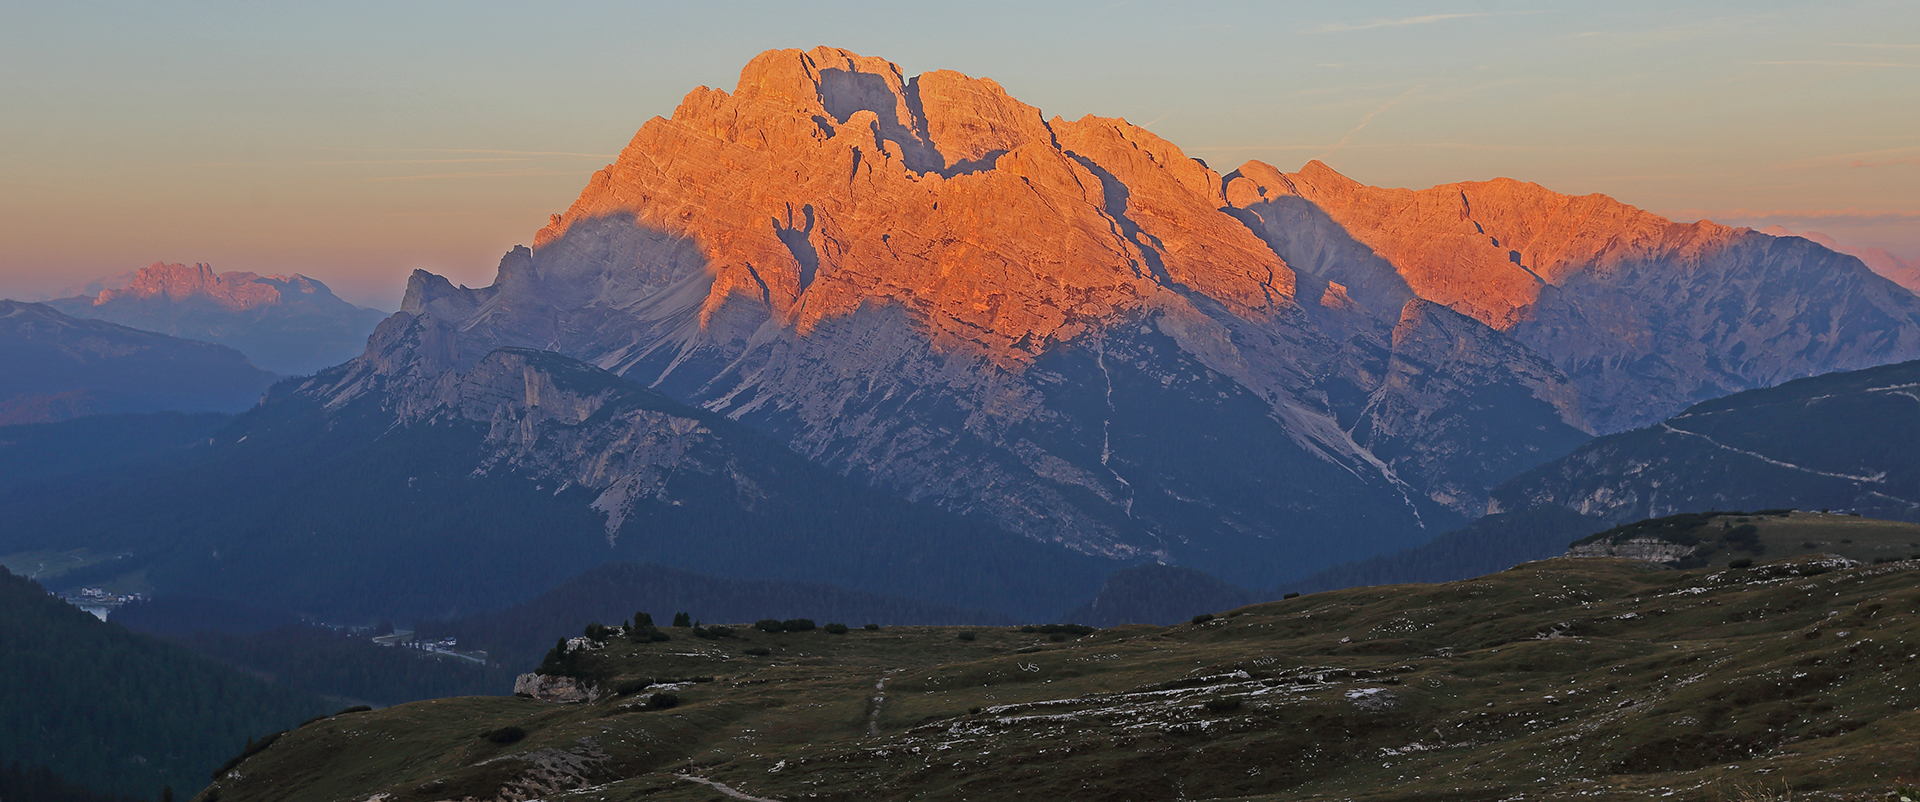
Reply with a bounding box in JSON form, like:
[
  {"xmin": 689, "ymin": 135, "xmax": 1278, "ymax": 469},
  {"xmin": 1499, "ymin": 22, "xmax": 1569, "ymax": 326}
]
[{"xmin": 1318, "ymin": 84, "xmax": 1427, "ymax": 161}]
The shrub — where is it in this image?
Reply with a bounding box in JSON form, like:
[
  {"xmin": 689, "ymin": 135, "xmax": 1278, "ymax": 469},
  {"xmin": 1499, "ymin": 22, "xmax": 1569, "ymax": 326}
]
[
  {"xmin": 583, "ymin": 622, "xmax": 614, "ymax": 643},
  {"xmin": 864, "ymin": 623, "xmax": 880, "ymax": 630},
  {"xmin": 613, "ymin": 679, "xmax": 652, "ymax": 696},
  {"xmin": 744, "ymin": 646, "xmax": 772, "ymax": 656},
  {"xmin": 1191, "ymin": 613, "xmax": 1215, "ymax": 624},
  {"xmin": 336, "ymin": 705, "xmax": 372, "ymax": 715},
  {"xmin": 968, "ymin": 706, "xmax": 983, "ymax": 714},
  {"xmin": 782, "ymin": 618, "xmax": 816, "ymax": 632},
  {"xmin": 1018, "ymin": 623, "xmax": 1095, "ymax": 636},
  {"xmin": 1729, "ymin": 558, "xmax": 1754, "ymax": 568},
  {"xmin": 693, "ymin": 625, "xmax": 735, "ymax": 639},
  {"xmin": 824, "ymin": 622, "xmax": 849, "ymax": 634},
  {"xmin": 480, "ymin": 725, "xmax": 526, "ymax": 744},
  {"xmin": 1283, "ymin": 592, "xmax": 1301, "ymax": 599},
  {"xmin": 634, "ymin": 612, "xmax": 654, "ymax": 627},
  {"xmin": 648, "ymin": 692, "xmax": 680, "ymax": 710},
  {"xmin": 756, "ymin": 619, "xmax": 785, "ymax": 633},
  {"xmin": 1049, "ymin": 633, "xmax": 1067, "ymax": 642},
  {"xmin": 672, "ymin": 612, "xmax": 692, "ymax": 627},
  {"xmin": 957, "ymin": 631, "xmax": 977, "ymax": 642}
]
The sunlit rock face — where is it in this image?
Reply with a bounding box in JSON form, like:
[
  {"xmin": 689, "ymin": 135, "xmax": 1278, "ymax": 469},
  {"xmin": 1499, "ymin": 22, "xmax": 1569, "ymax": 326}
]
[
  {"xmin": 313, "ymin": 47, "xmax": 1920, "ymax": 586},
  {"xmin": 49, "ymin": 262, "xmax": 387, "ymax": 375},
  {"xmin": 1227, "ymin": 162, "xmax": 1920, "ymax": 432}
]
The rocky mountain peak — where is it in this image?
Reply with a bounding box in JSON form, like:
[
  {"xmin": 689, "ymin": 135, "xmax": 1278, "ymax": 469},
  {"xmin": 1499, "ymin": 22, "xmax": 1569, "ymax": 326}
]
[
  {"xmin": 518, "ymin": 46, "xmax": 1301, "ymax": 372},
  {"xmin": 97, "ymin": 262, "xmax": 290, "ymax": 311}
]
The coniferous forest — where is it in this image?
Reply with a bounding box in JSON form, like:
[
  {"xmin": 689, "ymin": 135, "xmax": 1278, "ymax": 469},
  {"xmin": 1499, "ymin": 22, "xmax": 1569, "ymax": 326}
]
[{"xmin": 0, "ymin": 567, "xmax": 326, "ymax": 799}]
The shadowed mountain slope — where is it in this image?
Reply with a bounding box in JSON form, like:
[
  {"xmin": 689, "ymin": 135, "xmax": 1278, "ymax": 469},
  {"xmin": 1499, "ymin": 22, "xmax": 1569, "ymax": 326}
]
[{"xmin": 0, "ymin": 301, "xmax": 276, "ymax": 424}]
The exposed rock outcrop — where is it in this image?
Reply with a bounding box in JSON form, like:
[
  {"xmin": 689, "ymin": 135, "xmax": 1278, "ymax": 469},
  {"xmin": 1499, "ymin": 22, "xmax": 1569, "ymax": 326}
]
[{"xmin": 514, "ymin": 673, "xmax": 599, "ymax": 703}]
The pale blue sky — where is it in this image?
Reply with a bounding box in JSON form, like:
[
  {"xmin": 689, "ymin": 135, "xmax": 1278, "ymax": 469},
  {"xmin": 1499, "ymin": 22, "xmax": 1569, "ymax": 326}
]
[{"xmin": 3, "ymin": 1, "xmax": 1915, "ymax": 308}]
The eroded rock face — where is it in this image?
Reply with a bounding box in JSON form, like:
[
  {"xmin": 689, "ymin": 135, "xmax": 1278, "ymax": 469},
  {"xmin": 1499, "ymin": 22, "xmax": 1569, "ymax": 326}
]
[{"xmin": 1228, "ymin": 161, "xmax": 1920, "ymax": 432}]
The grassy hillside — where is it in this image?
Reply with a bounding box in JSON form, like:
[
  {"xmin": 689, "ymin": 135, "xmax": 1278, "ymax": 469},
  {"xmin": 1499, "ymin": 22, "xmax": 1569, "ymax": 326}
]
[{"xmin": 198, "ymin": 534, "xmax": 1920, "ymax": 801}]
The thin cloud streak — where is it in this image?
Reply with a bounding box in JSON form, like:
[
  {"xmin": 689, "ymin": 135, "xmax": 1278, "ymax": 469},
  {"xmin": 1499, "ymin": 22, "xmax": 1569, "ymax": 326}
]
[
  {"xmin": 1317, "ymin": 13, "xmax": 1487, "ymax": 33},
  {"xmin": 1317, "ymin": 85, "xmax": 1427, "ymax": 161},
  {"xmin": 1747, "ymin": 61, "xmax": 1920, "ymax": 69},
  {"xmin": 324, "ymin": 148, "xmax": 617, "ymax": 158},
  {"xmin": 364, "ymin": 170, "xmax": 594, "ymax": 182}
]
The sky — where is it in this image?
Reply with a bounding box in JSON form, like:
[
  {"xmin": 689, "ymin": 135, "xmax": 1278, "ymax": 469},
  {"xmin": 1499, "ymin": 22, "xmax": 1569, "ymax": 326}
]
[{"xmin": 2, "ymin": 1, "xmax": 1915, "ymax": 310}]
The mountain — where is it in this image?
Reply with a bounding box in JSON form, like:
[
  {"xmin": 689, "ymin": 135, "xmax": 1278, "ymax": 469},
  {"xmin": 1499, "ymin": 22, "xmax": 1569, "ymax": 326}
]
[
  {"xmin": 0, "ymin": 301, "xmax": 277, "ymax": 424},
  {"xmin": 1491, "ymin": 357, "xmax": 1920, "ymax": 525},
  {"xmin": 1227, "ymin": 161, "xmax": 1920, "ymax": 433},
  {"xmin": 0, "ymin": 345, "xmax": 1107, "ymax": 623},
  {"xmin": 195, "ymin": 552, "xmax": 1920, "ymax": 802},
  {"xmin": 1761, "ymin": 225, "xmax": 1920, "ymax": 294},
  {"xmin": 355, "ymin": 46, "xmax": 1920, "ymax": 589},
  {"xmin": 418, "ymin": 561, "xmax": 1017, "ymax": 671},
  {"xmin": 48, "ymin": 262, "xmax": 387, "ymax": 375},
  {"xmin": 0, "ymin": 566, "xmax": 326, "ymax": 800}
]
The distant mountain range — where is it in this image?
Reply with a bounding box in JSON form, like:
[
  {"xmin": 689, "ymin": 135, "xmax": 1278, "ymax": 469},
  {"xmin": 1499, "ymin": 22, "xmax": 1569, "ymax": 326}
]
[
  {"xmin": 1761, "ymin": 225, "xmax": 1920, "ymax": 293},
  {"xmin": 0, "ymin": 300, "xmax": 277, "ymax": 424},
  {"xmin": 47, "ymin": 262, "xmax": 387, "ymax": 375}
]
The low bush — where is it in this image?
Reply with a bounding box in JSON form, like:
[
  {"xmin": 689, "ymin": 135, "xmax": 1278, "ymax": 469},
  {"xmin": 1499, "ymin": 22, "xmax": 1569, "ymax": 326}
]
[
  {"xmin": 956, "ymin": 631, "xmax": 977, "ymax": 642},
  {"xmin": 479, "ymin": 726, "xmax": 526, "ymax": 744},
  {"xmin": 782, "ymin": 618, "xmax": 816, "ymax": 632},
  {"xmin": 613, "ymin": 679, "xmax": 652, "ymax": 696},
  {"xmin": 1191, "ymin": 613, "xmax": 1215, "ymax": 624},
  {"xmin": 755, "ymin": 619, "xmax": 785, "ymax": 633},
  {"xmin": 864, "ymin": 623, "xmax": 881, "ymax": 631},
  {"xmin": 648, "ymin": 692, "xmax": 680, "ymax": 710},
  {"xmin": 744, "ymin": 646, "xmax": 772, "ymax": 656},
  {"xmin": 1729, "ymin": 558, "xmax": 1754, "ymax": 568},
  {"xmin": 823, "ymin": 622, "xmax": 849, "ymax": 634}
]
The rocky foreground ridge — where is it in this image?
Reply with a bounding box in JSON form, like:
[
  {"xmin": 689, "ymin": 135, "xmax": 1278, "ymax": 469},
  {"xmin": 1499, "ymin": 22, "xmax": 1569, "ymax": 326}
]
[
  {"xmin": 306, "ymin": 46, "xmax": 1920, "ymax": 586},
  {"xmin": 50, "ymin": 262, "xmax": 386, "ymax": 375}
]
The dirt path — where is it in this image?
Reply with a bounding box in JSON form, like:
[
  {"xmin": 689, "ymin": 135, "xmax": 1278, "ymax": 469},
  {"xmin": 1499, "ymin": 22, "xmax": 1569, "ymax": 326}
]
[{"xmin": 867, "ymin": 669, "xmax": 901, "ymax": 736}]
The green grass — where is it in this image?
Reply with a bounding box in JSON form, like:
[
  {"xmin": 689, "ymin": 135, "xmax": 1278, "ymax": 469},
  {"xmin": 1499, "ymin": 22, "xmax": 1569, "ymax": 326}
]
[{"xmin": 200, "ymin": 537, "xmax": 1920, "ymax": 802}]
